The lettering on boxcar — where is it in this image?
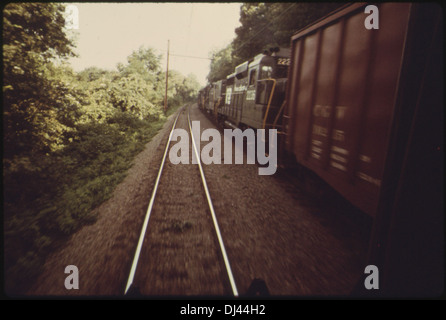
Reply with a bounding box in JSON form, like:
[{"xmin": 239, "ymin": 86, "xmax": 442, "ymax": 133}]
[
  {"xmin": 335, "ymin": 106, "xmax": 347, "ymax": 120},
  {"xmin": 357, "ymin": 172, "xmax": 381, "ymax": 186},
  {"xmin": 311, "ymin": 145, "xmax": 323, "ymax": 155},
  {"xmin": 311, "ymin": 152, "xmax": 321, "ymax": 160},
  {"xmin": 312, "ymin": 124, "xmax": 328, "ymax": 137},
  {"xmin": 359, "ymin": 154, "xmax": 372, "ymax": 163},
  {"xmin": 313, "ymin": 104, "xmax": 331, "ymax": 118},
  {"xmin": 330, "ymin": 152, "xmax": 347, "ymax": 164},
  {"xmin": 330, "ymin": 160, "xmax": 347, "ymax": 172},
  {"xmin": 332, "ymin": 129, "xmax": 345, "ymax": 142},
  {"xmin": 311, "ymin": 140, "xmax": 323, "ymax": 159},
  {"xmin": 331, "ymin": 145, "xmax": 349, "ymax": 156},
  {"xmin": 313, "ymin": 105, "xmax": 348, "ymax": 119}
]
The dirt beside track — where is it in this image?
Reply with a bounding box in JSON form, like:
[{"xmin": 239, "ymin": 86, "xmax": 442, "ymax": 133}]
[
  {"xmin": 25, "ymin": 103, "xmax": 370, "ymax": 297},
  {"xmin": 25, "ymin": 108, "xmax": 180, "ymax": 296}
]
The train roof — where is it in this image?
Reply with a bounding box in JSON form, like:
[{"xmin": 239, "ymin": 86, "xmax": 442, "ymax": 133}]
[
  {"xmin": 271, "ymin": 47, "xmax": 291, "ymax": 58},
  {"xmin": 234, "ymin": 47, "xmax": 291, "ymax": 78},
  {"xmin": 235, "ymin": 61, "xmax": 249, "ymax": 79},
  {"xmin": 219, "ymin": 48, "xmax": 291, "ymax": 82},
  {"xmin": 226, "ymin": 72, "xmax": 236, "ymax": 80}
]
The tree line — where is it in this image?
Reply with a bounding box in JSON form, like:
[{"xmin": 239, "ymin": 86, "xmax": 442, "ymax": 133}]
[
  {"xmin": 3, "ymin": 3, "xmax": 200, "ymax": 294},
  {"xmin": 207, "ymin": 2, "xmax": 345, "ymax": 83}
]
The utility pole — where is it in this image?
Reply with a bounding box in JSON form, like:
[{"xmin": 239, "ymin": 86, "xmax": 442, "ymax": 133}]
[{"xmin": 164, "ymin": 40, "xmax": 170, "ymax": 113}]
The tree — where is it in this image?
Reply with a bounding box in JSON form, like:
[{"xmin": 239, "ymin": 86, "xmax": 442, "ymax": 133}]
[
  {"xmin": 3, "ymin": 3, "xmax": 77, "ymax": 158},
  {"xmin": 112, "ymin": 46, "xmax": 164, "ymax": 118},
  {"xmin": 160, "ymin": 70, "xmax": 201, "ymax": 108},
  {"xmin": 265, "ymin": 3, "xmax": 345, "ymax": 45},
  {"xmin": 3, "ymin": 4, "xmax": 82, "ymax": 294},
  {"xmin": 179, "ymin": 73, "xmax": 201, "ymax": 102},
  {"xmin": 76, "ymin": 66, "xmax": 111, "ymax": 82},
  {"xmin": 232, "ymin": 3, "xmax": 273, "ymax": 63},
  {"xmin": 117, "ymin": 46, "xmax": 162, "ymax": 87},
  {"xmin": 229, "ymin": 3, "xmax": 345, "ymax": 65},
  {"xmin": 207, "ymin": 44, "xmax": 236, "ymax": 83},
  {"xmin": 206, "ymin": 3, "xmax": 346, "ymax": 84}
]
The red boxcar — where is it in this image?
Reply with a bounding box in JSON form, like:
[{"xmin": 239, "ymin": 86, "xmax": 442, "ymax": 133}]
[
  {"xmin": 282, "ymin": 2, "xmax": 443, "ymax": 296},
  {"xmin": 283, "ymin": 3, "xmax": 439, "ymax": 217}
]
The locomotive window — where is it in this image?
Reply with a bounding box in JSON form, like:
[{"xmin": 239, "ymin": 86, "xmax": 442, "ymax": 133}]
[
  {"xmin": 249, "ymin": 70, "xmax": 257, "ymax": 86},
  {"xmin": 260, "ymin": 65, "xmax": 273, "ymax": 79},
  {"xmin": 255, "ymin": 81, "xmax": 274, "ymax": 105}
]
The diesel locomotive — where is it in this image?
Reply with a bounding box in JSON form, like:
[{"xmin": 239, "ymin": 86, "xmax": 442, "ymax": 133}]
[{"xmin": 198, "ymin": 47, "xmax": 290, "ymax": 131}]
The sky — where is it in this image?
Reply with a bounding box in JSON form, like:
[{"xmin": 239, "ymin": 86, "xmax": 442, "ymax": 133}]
[{"xmin": 67, "ymin": 3, "xmax": 241, "ymax": 86}]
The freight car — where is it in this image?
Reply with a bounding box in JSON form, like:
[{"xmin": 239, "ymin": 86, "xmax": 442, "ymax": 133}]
[
  {"xmin": 280, "ymin": 2, "xmax": 443, "ymax": 297},
  {"xmin": 283, "ymin": 2, "xmax": 432, "ymax": 217},
  {"xmin": 199, "ymin": 2, "xmax": 443, "ymax": 297}
]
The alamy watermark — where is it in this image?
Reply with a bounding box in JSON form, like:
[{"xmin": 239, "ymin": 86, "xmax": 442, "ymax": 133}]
[
  {"xmin": 168, "ymin": 121, "xmax": 277, "ymax": 175},
  {"xmin": 364, "ymin": 5, "xmax": 379, "ymax": 30},
  {"xmin": 64, "ymin": 265, "xmax": 79, "ymax": 290}
]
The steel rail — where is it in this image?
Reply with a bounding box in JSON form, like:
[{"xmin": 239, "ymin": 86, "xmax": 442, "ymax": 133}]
[
  {"xmin": 187, "ymin": 106, "xmax": 239, "ymax": 297},
  {"xmin": 124, "ymin": 109, "xmax": 182, "ymax": 295}
]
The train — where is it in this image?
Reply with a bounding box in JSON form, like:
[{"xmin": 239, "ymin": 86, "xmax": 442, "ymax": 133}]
[
  {"xmin": 198, "ymin": 46, "xmax": 290, "ymax": 131},
  {"xmin": 198, "ymin": 3, "xmax": 443, "ymax": 296}
]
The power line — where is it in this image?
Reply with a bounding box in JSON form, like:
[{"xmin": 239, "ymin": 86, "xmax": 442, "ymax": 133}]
[
  {"xmin": 170, "ymin": 53, "xmax": 213, "ymax": 61},
  {"xmin": 159, "ymin": 49, "xmax": 213, "ymax": 61},
  {"xmin": 156, "ymin": 4, "xmax": 296, "ymax": 63}
]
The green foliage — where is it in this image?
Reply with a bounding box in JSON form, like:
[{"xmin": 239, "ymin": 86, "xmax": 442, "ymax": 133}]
[
  {"xmin": 3, "ymin": 3, "xmax": 200, "ymax": 294},
  {"xmin": 206, "ymin": 2, "xmax": 346, "ymax": 82},
  {"xmin": 3, "ymin": 3, "xmax": 77, "ymax": 158},
  {"xmin": 207, "ymin": 44, "xmax": 236, "ymax": 83},
  {"xmin": 4, "ymin": 108, "xmax": 167, "ymax": 294},
  {"xmin": 165, "ymin": 70, "xmax": 201, "ymax": 107},
  {"xmin": 233, "ymin": 3, "xmax": 272, "ymax": 62},
  {"xmin": 119, "ymin": 46, "xmax": 162, "ymax": 80}
]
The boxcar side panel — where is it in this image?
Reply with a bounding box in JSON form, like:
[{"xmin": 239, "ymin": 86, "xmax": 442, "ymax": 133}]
[
  {"xmin": 291, "ymin": 32, "xmax": 319, "ymax": 162},
  {"xmin": 284, "ymin": 3, "xmax": 412, "ymax": 216}
]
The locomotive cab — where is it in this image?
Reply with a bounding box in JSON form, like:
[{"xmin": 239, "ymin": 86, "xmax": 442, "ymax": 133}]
[
  {"xmin": 254, "ymin": 48, "xmax": 290, "ymax": 130},
  {"xmin": 210, "ymin": 47, "xmax": 290, "ymax": 131}
]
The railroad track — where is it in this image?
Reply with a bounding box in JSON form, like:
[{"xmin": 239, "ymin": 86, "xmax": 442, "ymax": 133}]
[{"xmin": 124, "ymin": 104, "xmax": 238, "ymax": 296}]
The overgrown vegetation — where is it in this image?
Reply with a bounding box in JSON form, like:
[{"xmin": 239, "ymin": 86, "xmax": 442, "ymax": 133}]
[
  {"xmin": 3, "ymin": 3, "xmax": 200, "ymax": 294},
  {"xmin": 207, "ymin": 2, "xmax": 346, "ymax": 83}
]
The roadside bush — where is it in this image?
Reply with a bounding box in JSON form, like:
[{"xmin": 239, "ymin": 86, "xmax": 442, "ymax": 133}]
[{"xmin": 3, "ymin": 109, "xmax": 169, "ymax": 294}]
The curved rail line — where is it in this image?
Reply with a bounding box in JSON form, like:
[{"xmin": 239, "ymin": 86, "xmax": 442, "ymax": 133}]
[{"xmin": 124, "ymin": 104, "xmax": 238, "ymax": 296}]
